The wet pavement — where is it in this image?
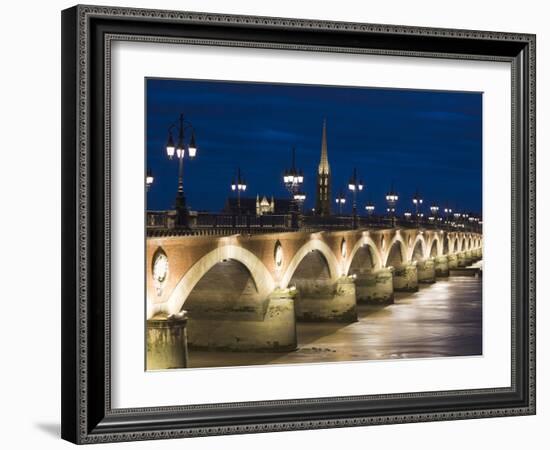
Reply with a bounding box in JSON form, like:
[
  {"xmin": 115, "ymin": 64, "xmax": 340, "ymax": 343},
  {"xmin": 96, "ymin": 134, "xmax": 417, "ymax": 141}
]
[{"xmin": 188, "ymin": 276, "xmax": 482, "ymax": 369}]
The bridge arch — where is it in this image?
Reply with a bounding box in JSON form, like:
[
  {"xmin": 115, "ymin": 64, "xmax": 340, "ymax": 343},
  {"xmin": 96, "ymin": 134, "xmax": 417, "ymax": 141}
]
[
  {"xmin": 452, "ymin": 238, "xmax": 458, "ymax": 253},
  {"xmin": 408, "ymin": 234, "xmax": 427, "ymax": 261},
  {"xmin": 158, "ymin": 244, "xmax": 275, "ymax": 317},
  {"xmin": 428, "ymin": 237, "xmax": 440, "ymax": 258},
  {"xmin": 344, "ymin": 235, "xmax": 383, "ymax": 275},
  {"xmin": 280, "ymin": 239, "xmax": 339, "ymax": 288},
  {"xmin": 384, "ymin": 234, "xmax": 407, "ymax": 267},
  {"xmin": 443, "ymin": 235, "xmax": 450, "ymax": 255}
]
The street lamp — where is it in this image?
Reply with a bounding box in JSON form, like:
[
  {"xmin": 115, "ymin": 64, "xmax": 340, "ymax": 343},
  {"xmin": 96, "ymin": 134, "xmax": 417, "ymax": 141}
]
[
  {"xmin": 231, "ymin": 168, "xmax": 247, "ymax": 214},
  {"xmin": 412, "ymin": 189, "xmax": 423, "ymax": 227},
  {"xmin": 404, "ymin": 211, "xmax": 412, "ymax": 221},
  {"xmin": 429, "ymin": 205, "xmax": 438, "ymax": 226},
  {"xmin": 283, "ymin": 147, "xmax": 304, "ymax": 228},
  {"xmin": 385, "ymin": 184, "xmax": 399, "ymax": 227},
  {"xmin": 365, "ymin": 202, "xmax": 375, "ymax": 216},
  {"xmin": 293, "ymin": 192, "xmax": 306, "ymax": 213},
  {"xmin": 348, "ymin": 168, "xmax": 364, "ymax": 228},
  {"xmin": 146, "ymin": 168, "xmax": 154, "ymax": 192},
  {"xmin": 335, "ymin": 190, "xmax": 346, "ymax": 215},
  {"xmin": 165, "ymin": 113, "xmax": 198, "ymax": 228}
]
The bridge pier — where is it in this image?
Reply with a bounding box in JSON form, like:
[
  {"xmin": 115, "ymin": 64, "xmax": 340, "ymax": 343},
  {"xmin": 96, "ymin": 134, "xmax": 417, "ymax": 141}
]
[
  {"xmin": 434, "ymin": 255, "xmax": 450, "ymax": 277},
  {"xmin": 146, "ymin": 312, "xmax": 189, "ymax": 370},
  {"xmin": 295, "ymin": 276, "xmax": 357, "ymax": 322},
  {"xmin": 392, "ymin": 263, "xmax": 419, "ymax": 292},
  {"xmin": 354, "ymin": 267, "xmax": 394, "ymax": 304},
  {"xmin": 458, "ymin": 251, "xmax": 474, "ymax": 267},
  {"xmin": 417, "ymin": 258, "xmax": 436, "ymax": 283},
  {"xmin": 186, "ymin": 292, "xmax": 297, "ymax": 352},
  {"xmin": 448, "ymin": 253, "xmax": 458, "ymax": 269}
]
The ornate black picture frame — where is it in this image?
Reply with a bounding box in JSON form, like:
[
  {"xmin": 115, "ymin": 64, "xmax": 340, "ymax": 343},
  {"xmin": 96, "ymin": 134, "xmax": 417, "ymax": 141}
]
[{"xmin": 61, "ymin": 4, "xmax": 536, "ymax": 444}]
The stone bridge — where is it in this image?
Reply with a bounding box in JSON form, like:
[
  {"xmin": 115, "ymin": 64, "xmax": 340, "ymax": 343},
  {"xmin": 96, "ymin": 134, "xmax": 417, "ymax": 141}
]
[{"xmin": 146, "ymin": 228, "xmax": 482, "ymax": 369}]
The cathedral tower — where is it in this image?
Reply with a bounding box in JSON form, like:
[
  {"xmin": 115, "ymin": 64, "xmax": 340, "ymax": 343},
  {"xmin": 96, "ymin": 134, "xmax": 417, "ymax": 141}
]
[{"xmin": 315, "ymin": 119, "xmax": 331, "ymax": 216}]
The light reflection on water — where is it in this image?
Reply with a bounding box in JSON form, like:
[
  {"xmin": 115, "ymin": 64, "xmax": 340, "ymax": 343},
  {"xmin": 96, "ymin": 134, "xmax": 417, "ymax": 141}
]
[{"xmin": 187, "ymin": 276, "xmax": 482, "ymax": 369}]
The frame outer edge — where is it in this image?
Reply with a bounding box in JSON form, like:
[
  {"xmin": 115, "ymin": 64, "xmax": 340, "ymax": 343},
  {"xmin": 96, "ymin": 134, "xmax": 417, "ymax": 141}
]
[
  {"xmin": 61, "ymin": 5, "xmax": 80, "ymax": 445},
  {"xmin": 65, "ymin": 5, "xmax": 536, "ymax": 443}
]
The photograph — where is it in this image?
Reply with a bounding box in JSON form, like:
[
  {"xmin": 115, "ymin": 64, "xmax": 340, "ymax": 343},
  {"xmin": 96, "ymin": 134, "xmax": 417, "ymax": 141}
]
[{"xmin": 144, "ymin": 79, "xmax": 484, "ymax": 370}]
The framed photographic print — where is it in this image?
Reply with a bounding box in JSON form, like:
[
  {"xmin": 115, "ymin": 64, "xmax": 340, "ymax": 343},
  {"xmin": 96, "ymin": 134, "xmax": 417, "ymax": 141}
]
[{"xmin": 61, "ymin": 4, "xmax": 536, "ymax": 444}]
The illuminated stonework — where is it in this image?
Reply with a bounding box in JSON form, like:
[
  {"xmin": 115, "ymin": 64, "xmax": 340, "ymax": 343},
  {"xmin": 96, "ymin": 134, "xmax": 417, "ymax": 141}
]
[{"xmin": 152, "ymin": 247, "xmax": 168, "ymax": 296}]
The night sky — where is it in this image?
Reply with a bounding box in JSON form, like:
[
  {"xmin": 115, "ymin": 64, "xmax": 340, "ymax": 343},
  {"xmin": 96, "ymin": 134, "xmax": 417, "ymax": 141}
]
[{"xmin": 146, "ymin": 78, "xmax": 482, "ymax": 216}]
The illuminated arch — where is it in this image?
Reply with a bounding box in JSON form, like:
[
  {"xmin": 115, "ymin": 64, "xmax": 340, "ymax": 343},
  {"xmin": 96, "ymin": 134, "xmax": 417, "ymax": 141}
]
[
  {"xmin": 344, "ymin": 234, "xmax": 383, "ymax": 274},
  {"xmin": 428, "ymin": 235, "xmax": 440, "ymax": 257},
  {"xmin": 384, "ymin": 234, "xmax": 408, "ymax": 267},
  {"xmin": 407, "ymin": 233, "xmax": 427, "ymax": 261},
  {"xmin": 156, "ymin": 245, "xmax": 275, "ymax": 318},
  {"xmin": 280, "ymin": 238, "xmax": 339, "ymax": 288}
]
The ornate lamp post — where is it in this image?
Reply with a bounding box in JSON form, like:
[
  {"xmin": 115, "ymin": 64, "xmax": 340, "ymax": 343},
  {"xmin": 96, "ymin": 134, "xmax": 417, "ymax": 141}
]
[
  {"xmin": 453, "ymin": 211, "xmax": 461, "ymax": 228},
  {"xmin": 165, "ymin": 113, "xmax": 198, "ymax": 228},
  {"xmin": 404, "ymin": 211, "xmax": 412, "ymax": 221},
  {"xmin": 430, "ymin": 204, "xmax": 439, "ymax": 219},
  {"xmin": 412, "ymin": 189, "xmax": 423, "ymax": 227},
  {"xmin": 283, "ymin": 147, "xmax": 304, "ymax": 229},
  {"xmin": 385, "ymin": 184, "xmax": 399, "ymax": 227},
  {"xmin": 230, "ymin": 168, "xmax": 247, "ymax": 214},
  {"xmin": 365, "ymin": 202, "xmax": 375, "ymax": 221},
  {"xmin": 146, "ymin": 168, "xmax": 154, "ymax": 192},
  {"xmin": 335, "ymin": 190, "xmax": 346, "ymax": 215},
  {"xmin": 293, "ymin": 192, "xmax": 306, "ymax": 213},
  {"xmin": 443, "ymin": 205, "xmax": 453, "ymax": 222},
  {"xmin": 348, "ymin": 168, "xmax": 364, "ymax": 228}
]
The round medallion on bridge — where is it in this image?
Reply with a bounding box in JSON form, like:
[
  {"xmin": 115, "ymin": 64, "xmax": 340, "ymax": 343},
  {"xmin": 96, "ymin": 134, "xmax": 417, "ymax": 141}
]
[
  {"xmin": 152, "ymin": 247, "xmax": 168, "ymax": 296},
  {"xmin": 341, "ymin": 238, "xmax": 347, "ymax": 258},
  {"xmin": 274, "ymin": 241, "xmax": 283, "ymax": 269}
]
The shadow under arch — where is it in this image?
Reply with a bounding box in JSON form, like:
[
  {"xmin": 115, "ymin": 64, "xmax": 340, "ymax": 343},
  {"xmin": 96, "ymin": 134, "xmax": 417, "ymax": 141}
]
[
  {"xmin": 184, "ymin": 258, "xmax": 262, "ymax": 316},
  {"xmin": 408, "ymin": 234, "xmax": 427, "ymax": 262},
  {"xmin": 156, "ymin": 245, "xmax": 275, "ymax": 318},
  {"xmin": 280, "ymin": 239, "xmax": 339, "ymax": 289},
  {"xmin": 385, "ymin": 235, "xmax": 407, "ymax": 267},
  {"xmin": 428, "ymin": 238, "xmax": 439, "ymax": 258},
  {"xmin": 344, "ymin": 235, "xmax": 383, "ymax": 275}
]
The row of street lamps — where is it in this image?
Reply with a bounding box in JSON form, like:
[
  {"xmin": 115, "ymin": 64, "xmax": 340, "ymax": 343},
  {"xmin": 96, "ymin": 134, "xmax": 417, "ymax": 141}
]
[{"xmin": 148, "ymin": 113, "xmax": 481, "ymax": 229}]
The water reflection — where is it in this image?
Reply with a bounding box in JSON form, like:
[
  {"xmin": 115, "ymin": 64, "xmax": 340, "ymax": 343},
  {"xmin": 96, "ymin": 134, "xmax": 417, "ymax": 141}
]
[{"xmin": 187, "ymin": 276, "xmax": 482, "ymax": 368}]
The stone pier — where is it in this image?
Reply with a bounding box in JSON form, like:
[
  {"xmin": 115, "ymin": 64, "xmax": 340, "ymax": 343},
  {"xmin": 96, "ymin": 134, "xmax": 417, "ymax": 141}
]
[
  {"xmin": 434, "ymin": 255, "xmax": 450, "ymax": 277},
  {"xmin": 294, "ymin": 276, "xmax": 357, "ymax": 322},
  {"xmin": 147, "ymin": 312, "xmax": 189, "ymax": 370},
  {"xmin": 457, "ymin": 252, "xmax": 468, "ymax": 267},
  {"xmin": 186, "ymin": 292, "xmax": 297, "ymax": 352},
  {"xmin": 392, "ymin": 263, "xmax": 419, "ymax": 292},
  {"xmin": 354, "ymin": 268, "xmax": 394, "ymax": 304},
  {"xmin": 417, "ymin": 258, "xmax": 436, "ymax": 283},
  {"xmin": 448, "ymin": 253, "xmax": 458, "ymax": 269}
]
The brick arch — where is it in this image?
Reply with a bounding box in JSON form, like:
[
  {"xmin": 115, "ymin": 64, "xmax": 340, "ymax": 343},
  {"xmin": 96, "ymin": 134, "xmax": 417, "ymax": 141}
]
[
  {"xmin": 384, "ymin": 234, "xmax": 407, "ymax": 267},
  {"xmin": 428, "ymin": 237, "xmax": 439, "ymax": 257},
  {"xmin": 280, "ymin": 239, "xmax": 339, "ymax": 289},
  {"xmin": 155, "ymin": 244, "xmax": 275, "ymax": 318},
  {"xmin": 408, "ymin": 234, "xmax": 427, "ymax": 261},
  {"xmin": 344, "ymin": 235, "xmax": 383, "ymax": 274}
]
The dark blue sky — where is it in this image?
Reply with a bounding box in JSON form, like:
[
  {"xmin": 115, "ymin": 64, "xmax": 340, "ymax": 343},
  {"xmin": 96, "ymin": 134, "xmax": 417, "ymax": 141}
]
[{"xmin": 146, "ymin": 79, "xmax": 482, "ymax": 215}]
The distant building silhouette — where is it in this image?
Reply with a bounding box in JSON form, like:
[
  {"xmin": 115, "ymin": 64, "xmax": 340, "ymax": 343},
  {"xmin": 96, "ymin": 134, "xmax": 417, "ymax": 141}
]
[
  {"xmin": 315, "ymin": 119, "xmax": 331, "ymax": 216},
  {"xmin": 224, "ymin": 195, "xmax": 293, "ymax": 216}
]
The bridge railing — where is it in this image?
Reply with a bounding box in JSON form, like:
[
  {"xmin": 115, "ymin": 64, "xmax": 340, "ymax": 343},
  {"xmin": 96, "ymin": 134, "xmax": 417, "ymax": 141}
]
[{"xmin": 146, "ymin": 210, "xmax": 482, "ymax": 236}]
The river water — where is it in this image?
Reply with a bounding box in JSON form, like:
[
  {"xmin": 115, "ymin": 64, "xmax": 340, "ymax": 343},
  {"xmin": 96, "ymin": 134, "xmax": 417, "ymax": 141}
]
[{"xmin": 188, "ymin": 276, "xmax": 482, "ymax": 369}]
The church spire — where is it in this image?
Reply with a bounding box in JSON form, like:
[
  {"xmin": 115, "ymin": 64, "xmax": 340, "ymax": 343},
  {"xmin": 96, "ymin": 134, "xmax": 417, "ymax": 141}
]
[
  {"xmin": 315, "ymin": 119, "xmax": 332, "ymax": 216},
  {"xmin": 318, "ymin": 119, "xmax": 330, "ymax": 175}
]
